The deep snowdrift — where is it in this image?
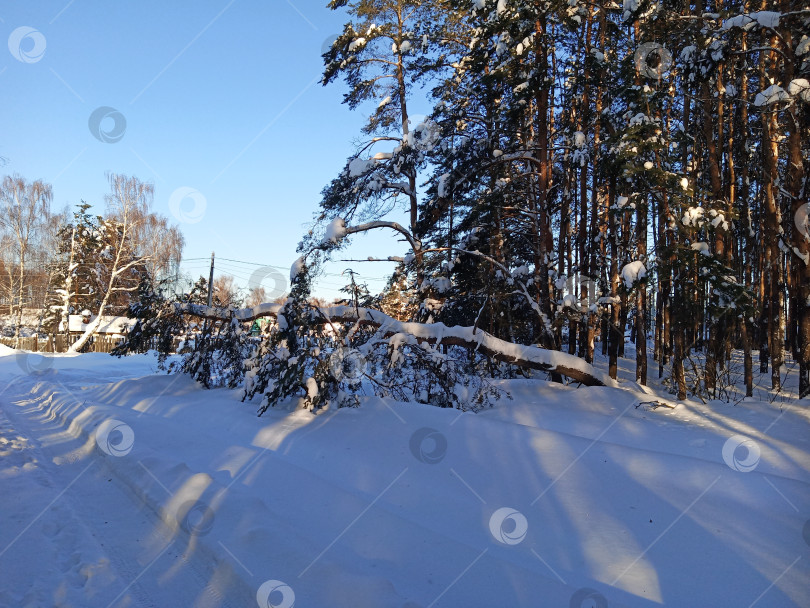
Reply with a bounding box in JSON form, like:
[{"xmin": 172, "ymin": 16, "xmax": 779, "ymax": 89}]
[{"xmin": 0, "ymin": 349, "xmax": 808, "ymax": 607}]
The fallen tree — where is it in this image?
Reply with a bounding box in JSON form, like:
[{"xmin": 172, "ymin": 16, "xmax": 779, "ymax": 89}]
[{"xmin": 176, "ymin": 302, "xmax": 616, "ymax": 388}]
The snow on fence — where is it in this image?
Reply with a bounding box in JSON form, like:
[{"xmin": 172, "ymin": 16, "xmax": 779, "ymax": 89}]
[
  {"xmin": 0, "ymin": 335, "xmax": 184, "ymax": 354},
  {"xmin": 0, "ymin": 335, "xmax": 121, "ymax": 353}
]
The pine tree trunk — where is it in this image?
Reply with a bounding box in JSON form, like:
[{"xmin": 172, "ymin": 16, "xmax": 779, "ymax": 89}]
[
  {"xmin": 673, "ymin": 321, "xmax": 687, "ymax": 400},
  {"xmin": 608, "ymin": 178, "xmax": 621, "ymax": 379},
  {"xmin": 760, "ymin": 33, "xmax": 783, "ymax": 391},
  {"xmin": 635, "ymin": 200, "xmax": 647, "ymax": 385},
  {"xmin": 742, "ymin": 319, "xmax": 754, "ymax": 397},
  {"xmin": 532, "ymin": 13, "xmax": 557, "ymax": 352},
  {"xmin": 781, "ymin": 8, "xmax": 809, "ymax": 397}
]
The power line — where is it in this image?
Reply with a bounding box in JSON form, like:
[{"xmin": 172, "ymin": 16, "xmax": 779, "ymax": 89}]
[
  {"xmin": 180, "ymin": 257, "xmax": 391, "ymax": 282},
  {"xmin": 176, "ymin": 251, "xmax": 396, "ymax": 301},
  {"xmin": 176, "ymin": 265, "xmax": 355, "ymax": 291}
]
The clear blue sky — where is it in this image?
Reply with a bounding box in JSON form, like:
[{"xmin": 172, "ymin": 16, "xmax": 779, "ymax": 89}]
[{"xmin": 1, "ymin": 1, "xmax": 424, "ymax": 300}]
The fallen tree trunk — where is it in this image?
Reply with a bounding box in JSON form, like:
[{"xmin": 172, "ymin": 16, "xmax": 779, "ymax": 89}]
[{"xmin": 177, "ymin": 302, "xmax": 617, "ymax": 388}]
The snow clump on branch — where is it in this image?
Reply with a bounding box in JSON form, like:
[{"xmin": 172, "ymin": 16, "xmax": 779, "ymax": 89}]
[
  {"xmin": 622, "ymin": 261, "xmax": 647, "ymax": 289},
  {"xmin": 322, "ymin": 218, "xmax": 347, "ymax": 246}
]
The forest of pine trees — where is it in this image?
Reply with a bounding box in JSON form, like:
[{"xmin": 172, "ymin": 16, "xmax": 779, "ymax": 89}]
[{"xmin": 306, "ymin": 0, "xmax": 810, "ymax": 400}]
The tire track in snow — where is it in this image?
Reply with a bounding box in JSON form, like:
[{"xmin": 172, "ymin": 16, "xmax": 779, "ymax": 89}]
[{"xmin": 0, "ymin": 381, "xmax": 241, "ymax": 607}]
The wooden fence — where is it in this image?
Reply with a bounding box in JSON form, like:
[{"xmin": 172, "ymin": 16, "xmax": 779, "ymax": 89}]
[
  {"xmin": 0, "ymin": 335, "xmax": 184, "ymax": 354},
  {"xmin": 0, "ymin": 335, "xmax": 125, "ymax": 353}
]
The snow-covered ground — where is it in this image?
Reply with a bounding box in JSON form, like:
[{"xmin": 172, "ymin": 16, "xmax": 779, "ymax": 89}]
[{"xmin": 0, "ymin": 345, "xmax": 808, "ymax": 607}]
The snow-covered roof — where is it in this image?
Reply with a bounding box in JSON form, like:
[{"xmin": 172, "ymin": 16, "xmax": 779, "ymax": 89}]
[{"xmin": 64, "ymin": 315, "xmax": 136, "ymax": 334}]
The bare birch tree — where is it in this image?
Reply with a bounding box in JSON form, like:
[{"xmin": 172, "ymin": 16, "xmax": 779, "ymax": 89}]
[
  {"xmin": 69, "ymin": 173, "xmax": 153, "ymax": 352},
  {"xmin": 0, "ymin": 175, "xmax": 52, "ymax": 343}
]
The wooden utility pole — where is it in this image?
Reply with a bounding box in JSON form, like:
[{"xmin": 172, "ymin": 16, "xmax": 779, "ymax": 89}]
[{"xmin": 207, "ymin": 252, "xmax": 215, "ymax": 307}]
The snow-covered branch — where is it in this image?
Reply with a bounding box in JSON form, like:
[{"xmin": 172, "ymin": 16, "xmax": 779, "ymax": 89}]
[
  {"xmin": 343, "ymin": 220, "xmax": 421, "ymax": 252},
  {"xmin": 177, "ymin": 302, "xmax": 615, "ymax": 387}
]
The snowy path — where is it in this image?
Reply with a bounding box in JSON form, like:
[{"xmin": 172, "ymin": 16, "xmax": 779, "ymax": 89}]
[
  {"xmin": 0, "ymin": 369, "xmax": 240, "ymax": 608},
  {"xmin": 0, "ymin": 350, "xmax": 809, "ymax": 607}
]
